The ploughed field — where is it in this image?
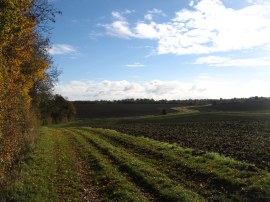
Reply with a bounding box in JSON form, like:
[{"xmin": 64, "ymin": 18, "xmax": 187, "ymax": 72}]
[
  {"xmin": 67, "ymin": 112, "xmax": 270, "ymax": 171},
  {"xmin": 9, "ymin": 127, "xmax": 270, "ymax": 201},
  {"xmin": 73, "ymin": 102, "xmax": 181, "ymax": 119}
]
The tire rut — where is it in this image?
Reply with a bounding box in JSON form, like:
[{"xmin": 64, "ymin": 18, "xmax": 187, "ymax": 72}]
[
  {"xmin": 63, "ymin": 129, "xmax": 102, "ymax": 202},
  {"xmin": 73, "ymin": 148, "xmax": 102, "ymax": 202}
]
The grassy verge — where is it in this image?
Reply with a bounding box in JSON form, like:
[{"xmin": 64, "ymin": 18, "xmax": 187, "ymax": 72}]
[{"xmin": 9, "ymin": 128, "xmax": 82, "ymax": 201}]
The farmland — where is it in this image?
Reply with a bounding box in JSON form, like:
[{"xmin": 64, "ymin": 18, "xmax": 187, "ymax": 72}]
[
  {"xmin": 64, "ymin": 109, "xmax": 270, "ymax": 171},
  {"xmin": 8, "ymin": 127, "xmax": 270, "ymax": 201},
  {"xmin": 2, "ymin": 1, "xmax": 270, "ymax": 201},
  {"xmin": 5, "ymin": 101, "xmax": 270, "ymax": 201},
  {"xmin": 73, "ymin": 102, "xmax": 181, "ymax": 119}
]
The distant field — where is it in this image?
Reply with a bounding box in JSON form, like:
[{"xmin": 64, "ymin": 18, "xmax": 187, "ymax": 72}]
[
  {"xmin": 73, "ymin": 102, "xmax": 181, "ymax": 119},
  {"xmin": 9, "ymin": 127, "xmax": 270, "ymax": 201},
  {"xmin": 66, "ymin": 111, "xmax": 270, "ymax": 171},
  {"xmin": 194, "ymin": 100, "xmax": 270, "ymax": 112},
  {"xmin": 70, "ymin": 102, "xmax": 270, "ymax": 170},
  {"xmin": 73, "ymin": 100, "xmax": 270, "ymax": 119}
]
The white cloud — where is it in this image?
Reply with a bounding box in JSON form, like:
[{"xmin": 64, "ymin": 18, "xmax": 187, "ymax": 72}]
[
  {"xmin": 144, "ymin": 14, "xmax": 153, "ymax": 21},
  {"xmin": 104, "ymin": 0, "xmax": 270, "ymax": 55},
  {"xmin": 125, "ymin": 62, "xmax": 145, "ymax": 67},
  {"xmin": 103, "ymin": 11, "xmax": 135, "ymax": 39},
  {"xmin": 135, "ymin": 23, "xmax": 159, "ymax": 39},
  {"xmin": 150, "ymin": 8, "xmax": 166, "ymax": 15},
  {"xmin": 112, "ymin": 11, "xmax": 126, "ymax": 21},
  {"xmin": 194, "ymin": 56, "xmax": 230, "ymax": 65},
  {"xmin": 194, "ymin": 56, "xmax": 270, "ymax": 67},
  {"xmin": 144, "ymin": 8, "xmax": 166, "ymax": 21},
  {"xmin": 122, "ymin": 9, "xmax": 135, "ymax": 14},
  {"xmin": 55, "ymin": 80, "xmax": 203, "ymax": 100},
  {"xmin": 104, "ymin": 12, "xmax": 134, "ymax": 39},
  {"xmin": 189, "ymin": 0, "xmax": 195, "ymax": 7},
  {"xmin": 48, "ymin": 44, "xmax": 77, "ymax": 55},
  {"xmin": 54, "ymin": 78, "xmax": 270, "ymax": 101},
  {"xmin": 105, "ymin": 21, "xmax": 134, "ymax": 39}
]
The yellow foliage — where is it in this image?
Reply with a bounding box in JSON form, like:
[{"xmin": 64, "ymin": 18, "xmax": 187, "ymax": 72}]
[{"xmin": 0, "ymin": 0, "xmax": 53, "ymax": 186}]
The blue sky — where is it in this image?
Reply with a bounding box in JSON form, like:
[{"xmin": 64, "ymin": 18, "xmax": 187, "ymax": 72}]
[{"xmin": 49, "ymin": 0, "xmax": 270, "ymax": 100}]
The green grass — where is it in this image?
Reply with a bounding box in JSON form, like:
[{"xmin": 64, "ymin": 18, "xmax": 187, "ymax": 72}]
[
  {"xmin": 7, "ymin": 126, "xmax": 270, "ymax": 201},
  {"xmin": 74, "ymin": 128, "xmax": 203, "ymax": 202},
  {"xmin": 9, "ymin": 128, "xmax": 83, "ymax": 201},
  {"xmin": 67, "ymin": 129, "xmax": 149, "ymax": 202}
]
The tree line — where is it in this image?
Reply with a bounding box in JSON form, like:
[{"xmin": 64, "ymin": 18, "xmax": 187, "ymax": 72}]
[
  {"xmin": 0, "ymin": 0, "xmax": 75, "ymax": 197},
  {"xmin": 73, "ymin": 96, "xmax": 270, "ymax": 105}
]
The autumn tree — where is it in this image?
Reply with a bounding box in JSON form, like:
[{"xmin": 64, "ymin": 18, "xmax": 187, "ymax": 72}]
[{"xmin": 0, "ymin": 0, "xmax": 60, "ymax": 196}]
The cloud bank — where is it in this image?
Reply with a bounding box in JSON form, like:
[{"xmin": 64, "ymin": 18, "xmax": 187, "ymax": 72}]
[
  {"xmin": 55, "ymin": 78, "xmax": 270, "ymax": 101},
  {"xmin": 104, "ymin": 0, "xmax": 270, "ymax": 55}
]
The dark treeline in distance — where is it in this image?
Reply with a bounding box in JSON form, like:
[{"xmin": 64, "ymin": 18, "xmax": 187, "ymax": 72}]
[{"xmin": 74, "ymin": 96, "xmax": 270, "ymax": 105}]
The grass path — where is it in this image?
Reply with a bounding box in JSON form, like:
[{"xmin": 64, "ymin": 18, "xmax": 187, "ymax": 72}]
[
  {"xmin": 9, "ymin": 128, "xmax": 101, "ymax": 201},
  {"xmin": 8, "ymin": 126, "xmax": 270, "ymax": 201}
]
